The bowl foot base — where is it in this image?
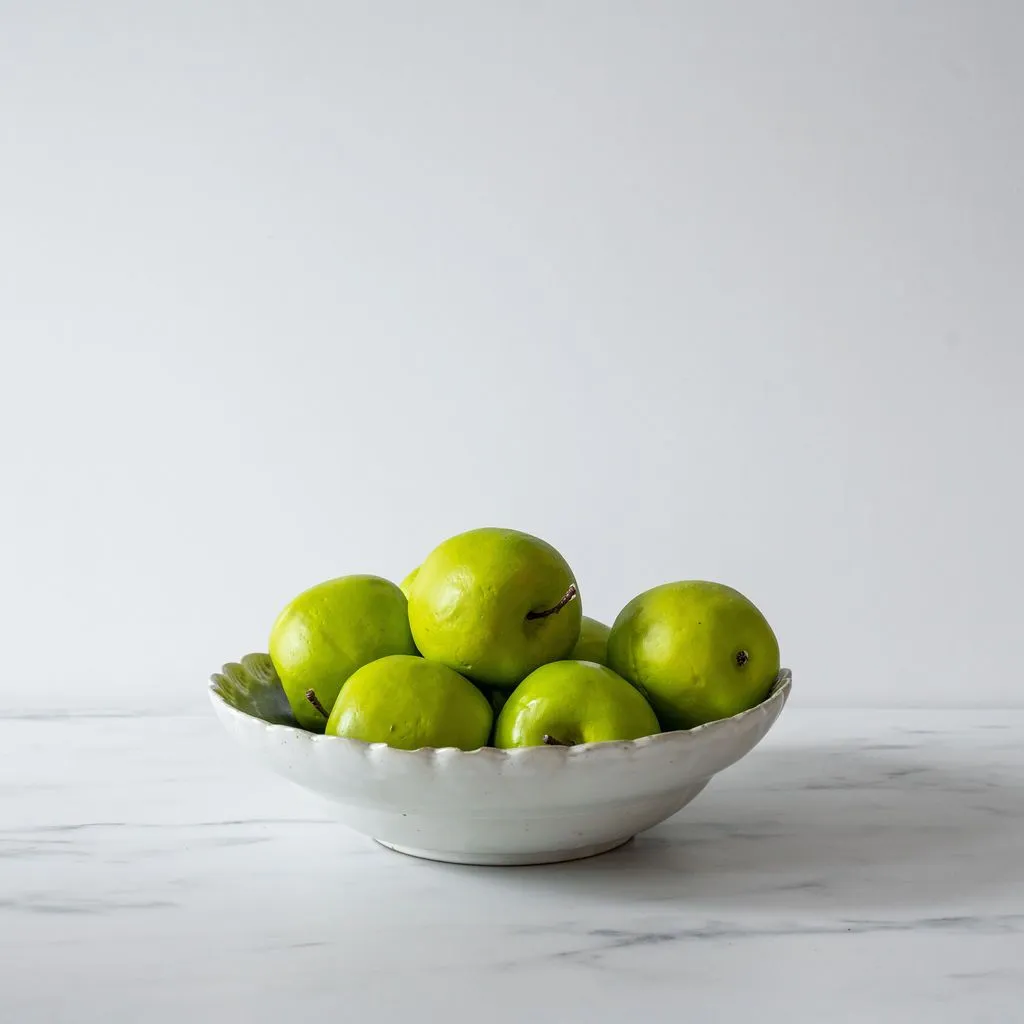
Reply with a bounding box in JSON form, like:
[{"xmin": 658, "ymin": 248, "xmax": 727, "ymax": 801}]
[{"xmin": 374, "ymin": 835, "xmax": 634, "ymax": 866}]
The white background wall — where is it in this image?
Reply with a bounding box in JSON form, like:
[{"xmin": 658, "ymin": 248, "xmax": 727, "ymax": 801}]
[{"xmin": 2, "ymin": 2, "xmax": 1021, "ymax": 712}]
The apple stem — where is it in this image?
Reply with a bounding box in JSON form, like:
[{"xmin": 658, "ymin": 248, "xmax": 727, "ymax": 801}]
[
  {"xmin": 527, "ymin": 584, "xmax": 578, "ymax": 621},
  {"xmin": 543, "ymin": 734, "xmax": 572, "ymax": 747},
  {"xmin": 305, "ymin": 689, "xmax": 330, "ymax": 719}
]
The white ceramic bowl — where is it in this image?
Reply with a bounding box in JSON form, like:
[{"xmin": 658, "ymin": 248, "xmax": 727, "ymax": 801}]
[{"xmin": 210, "ymin": 655, "xmax": 792, "ymax": 866}]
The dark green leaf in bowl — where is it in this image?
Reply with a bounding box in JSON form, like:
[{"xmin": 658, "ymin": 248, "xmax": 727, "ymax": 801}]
[{"xmin": 210, "ymin": 653, "xmax": 298, "ymax": 727}]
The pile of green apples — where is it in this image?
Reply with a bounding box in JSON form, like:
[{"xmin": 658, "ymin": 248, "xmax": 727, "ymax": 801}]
[{"xmin": 268, "ymin": 527, "xmax": 781, "ymax": 750}]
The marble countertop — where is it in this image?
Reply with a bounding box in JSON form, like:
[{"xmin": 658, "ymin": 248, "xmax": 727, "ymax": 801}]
[{"xmin": 3, "ymin": 707, "xmax": 1022, "ymax": 1023}]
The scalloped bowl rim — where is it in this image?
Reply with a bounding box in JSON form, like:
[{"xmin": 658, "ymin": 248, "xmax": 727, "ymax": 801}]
[{"xmin": 209, "ymin": 667, "xmax": 792, "ymax": 762}]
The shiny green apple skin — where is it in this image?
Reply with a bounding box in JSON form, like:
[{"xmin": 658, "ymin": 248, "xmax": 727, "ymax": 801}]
[
  {"xmin": 269, "ymin": 575, "xmax": 416, "ymax": 732},
  {"xmin": 399, "ymin": 567, "xmax": 419, "ymax": 598},
  {"xmin": 570, "ymin": 616, "xmax": 611, "ymax": 665},
  {"xmin": 326, "ymin": 655, "xmax": 492, "ymax": 750},
  {"xmin": 493, "ymin": 660, "xmax": 660, "ymax": 748},
  {"xmin": 607, "ymin": 580, "xmax": 779, "ymax": 731},
  {"xmin": 408, "ymin": 527, "xmax": 582, "ymax": 689}
]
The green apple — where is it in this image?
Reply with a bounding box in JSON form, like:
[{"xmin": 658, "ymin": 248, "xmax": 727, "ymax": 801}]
[
  {"xmin": 570, "ymin": 616, "xmax": 611, "ymax": 665},
  {"xmin": 608, "ymin": 580, "xmax": 780, "ymax": 730},
  {"xmin": 269, "ymin": 575, "xmax": 417, "ymax": 732},
  {"xmin": 326, "ymin": 654, "xmax": 492, "ymax": 750},
  {"xmin": 494, "ymin": 660, "xmax": 660, "ymax": 747},
  {"xmin": 408, "ymin": 527, "xmax": 582, "ymax": 688},
  {"xmin": 399, "ymin": 567, "xmax": 419, "ymax": 598}
]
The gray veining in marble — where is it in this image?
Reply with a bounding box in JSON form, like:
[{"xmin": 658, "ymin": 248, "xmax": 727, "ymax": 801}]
[{"xmin": 2, "ymin": 710, "xmax": 1022, "ymax": 1023}]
